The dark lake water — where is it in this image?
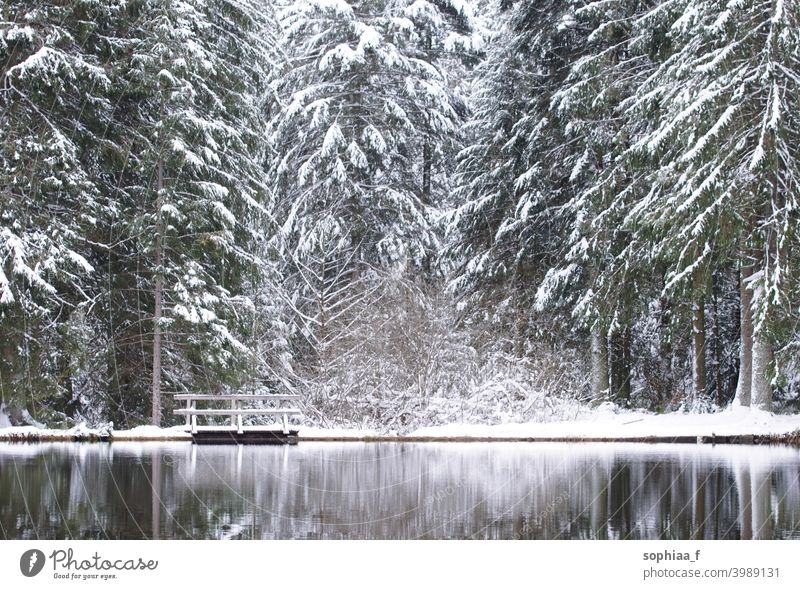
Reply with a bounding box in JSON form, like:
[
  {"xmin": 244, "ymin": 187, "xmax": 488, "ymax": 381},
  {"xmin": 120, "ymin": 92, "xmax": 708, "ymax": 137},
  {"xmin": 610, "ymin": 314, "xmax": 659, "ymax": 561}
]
[{"xmin": 1, "ymin": 442, "xmax": 799, "ymax": 539}]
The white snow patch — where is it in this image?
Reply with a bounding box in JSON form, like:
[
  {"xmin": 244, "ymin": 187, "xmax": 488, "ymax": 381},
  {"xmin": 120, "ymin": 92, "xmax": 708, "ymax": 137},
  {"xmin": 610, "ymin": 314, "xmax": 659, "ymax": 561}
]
[
  {"xmin": 409, "ymin": 405, "xmax": 800, "ymax": 439},
  {"xmin": 112, "ymin": 425, "xmax": 192, "ymax": 440},
  {"xmin": 0, "ymin": 422, "xmax": 112, "ymax": 440}
]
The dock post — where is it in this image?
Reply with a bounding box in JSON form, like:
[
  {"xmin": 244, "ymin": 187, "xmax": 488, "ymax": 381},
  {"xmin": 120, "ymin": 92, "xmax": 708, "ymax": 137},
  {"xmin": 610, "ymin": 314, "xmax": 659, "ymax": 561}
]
[{"xmin": 282, "ymin": 413, "xmax": 289, "ymax": 435}]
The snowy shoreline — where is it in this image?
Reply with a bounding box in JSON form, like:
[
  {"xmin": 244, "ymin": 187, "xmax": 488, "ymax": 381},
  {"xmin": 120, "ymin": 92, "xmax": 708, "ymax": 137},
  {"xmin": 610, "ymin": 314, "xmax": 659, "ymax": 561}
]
[{"xmin": 1, "ymin": 406, "xmax": 799, "ymax": 444}]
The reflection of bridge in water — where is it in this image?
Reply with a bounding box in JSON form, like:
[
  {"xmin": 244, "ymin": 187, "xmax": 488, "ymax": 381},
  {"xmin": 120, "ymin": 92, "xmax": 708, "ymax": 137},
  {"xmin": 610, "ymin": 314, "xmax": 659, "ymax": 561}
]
[{"xmin": 1, "ymin": 442, "xmax": 799, "ymax": 539}]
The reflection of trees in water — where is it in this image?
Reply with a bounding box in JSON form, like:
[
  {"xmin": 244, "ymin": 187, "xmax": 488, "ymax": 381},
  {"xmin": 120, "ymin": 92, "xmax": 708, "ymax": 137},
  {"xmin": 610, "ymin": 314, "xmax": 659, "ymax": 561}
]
[
  {"xmin": 151, "ymin": 457, "xmax": 160, "ymax": 540},
  {"xmin": 692, "ymin": 462, "xmax": 706, "ymax": 540},
  {"xmin": 734, "ymin": 458, "xmax": 785, "ymax": 540},
  {"xmin": 0, "ymin": 444, "xmax": 160, "ymax": 539},
  {"xmin": 0, "ymin": 443, "xmax": 799, "ymax": 539}
]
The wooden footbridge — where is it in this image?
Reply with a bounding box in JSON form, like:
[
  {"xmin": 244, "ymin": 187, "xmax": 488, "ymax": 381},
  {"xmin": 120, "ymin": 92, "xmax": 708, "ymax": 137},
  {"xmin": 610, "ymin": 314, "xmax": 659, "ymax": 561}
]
[{"xmin": 173, "ymin": 393, "xmax": 302, "ymax": 445}]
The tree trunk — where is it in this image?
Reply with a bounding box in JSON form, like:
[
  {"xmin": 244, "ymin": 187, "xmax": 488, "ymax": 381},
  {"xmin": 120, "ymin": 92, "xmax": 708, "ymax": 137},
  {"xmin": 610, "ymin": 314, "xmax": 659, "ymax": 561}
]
[
  {"xmin": 622, "ymin": 326, "xmax": 632, "ymax": 402},
  {"xmin": 514, "ymin": 299, "xmax": 528, "ymax": 357},
  {"xmin": 711, "ymin": 287, "xmax": 723, "ymax": 405},
  {"xmin": 590, "ymin": 324, "xmax": 609, "ymax": 400},
  {"xmin": 610, "ymin": 328, "xmax": 631, "ymax": 405},
  {"xmin": 691, "ymin": 296, "xmax": 706, "ymax": 400},
  {"xmin": 751, "ymin": 330, "xmax": 773, "ymax": 410},
  {"xmin": 657, "ymin": 293, "xmax": 673, "ymax": 407},
  {"xmin": 55, "ymin": 322, "xmax": 78, "ymax": 418},
  {"xmin": 749, "ymin": 169, "xmax": 780, "ymax": 412},
  {"xmin": 733, "ymin": 263, "xmax": 754, "ymax": 407},
  {"xmin": 151, "ymin": 155, "xmax": 165, "ymax": 427},
  {"xmin": 749, "ymin": 192, "xmax": 776, "ymax": 412}
]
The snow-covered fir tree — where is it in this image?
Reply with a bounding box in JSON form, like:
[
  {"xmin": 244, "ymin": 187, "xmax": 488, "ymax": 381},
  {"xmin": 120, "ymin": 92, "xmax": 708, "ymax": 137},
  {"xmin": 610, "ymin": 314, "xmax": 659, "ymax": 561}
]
[
  {"xmin": 448, "ymin": 0, "xmax": 588, "ymax": 355},
  {"xmin": 622, "ymin": 0, "xmax": 800, "ymax": 409},
  {"xmin": 271, "ymin": 0, "xmax": 465, "ymax": 269},
  {"xmin": 541, "ymin": 0, "xmax": 664, "ymax": 403},
  {"xmin": 117, "ymin": 0, "xmax": 279, "ymax": 424},
  {"xmin": 270, "ymin": 0, "xmax": 468, "ymax": 384},
  {"xmin": 0, "ymin": 0, "xmax": 122, "ymax": 417},
  {"xmin": 1, "ymin": 0, "xmax": 281, "ymax": 426}
]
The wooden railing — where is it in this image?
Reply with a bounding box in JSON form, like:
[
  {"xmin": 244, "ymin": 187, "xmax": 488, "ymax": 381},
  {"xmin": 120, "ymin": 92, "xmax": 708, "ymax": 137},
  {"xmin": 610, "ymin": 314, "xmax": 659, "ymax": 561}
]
[{"xmin": 173, "ymin": 394, "xmax": 302, "ymax": 434}]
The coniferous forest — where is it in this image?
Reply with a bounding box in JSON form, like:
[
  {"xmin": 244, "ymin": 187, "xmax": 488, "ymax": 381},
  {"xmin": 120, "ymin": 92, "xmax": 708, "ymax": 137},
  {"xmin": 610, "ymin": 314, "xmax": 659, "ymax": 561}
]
[{"xmin": 1, "ymin": 0, "xmax": 799, "ymax": 431}]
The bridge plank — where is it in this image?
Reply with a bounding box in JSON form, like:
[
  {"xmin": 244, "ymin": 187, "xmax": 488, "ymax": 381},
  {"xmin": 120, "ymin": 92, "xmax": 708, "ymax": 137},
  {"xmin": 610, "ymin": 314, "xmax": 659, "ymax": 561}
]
[
  {"xmin": 172, "ymin": 394, "xmax": 301, "ymax": 401},
  {"xmin": 174, "ymin": 408, "xmax": 302, "ymax": 416}
]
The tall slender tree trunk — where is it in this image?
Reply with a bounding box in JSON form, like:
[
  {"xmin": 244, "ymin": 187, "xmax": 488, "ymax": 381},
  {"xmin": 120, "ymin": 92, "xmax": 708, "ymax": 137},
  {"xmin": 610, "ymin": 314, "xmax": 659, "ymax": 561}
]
[
  {"xmin": 691, "ymin": 253, "xmax": 707, "ymax": 402},
  {"xmin": 621, "ymin": 326, "xmax": 632, "ymax": 402},
  {"xmin": 733, "ymin": 262, "xmax": 754, "ymax": 407},
  {"xmin": 151, "ymin": 155, "xmax": 165, "ymax": 427},
  {"xmin": 610, "ymin": 328, "xmax": 631, "ymax": 405},
  {"xmin": 751, "ymin": 330, "xmax": 773, "ymax": 410},
  {"xmin": 691, "ymin": 296, "xmax": 706, "ymax": 400},
  {"xmin": 56, "ymin": 320, "xmax": 77, "ymax": 417},
  {"xmin": 750, "ymin": 189, "xmax": 777, "ymax": 412},
  {"xmin": 657, "ymin": 265, "xmax": 674, "ymax": 406},
  {"xmin": 609, "ymin": 282, "xmax": 632, "ymax": 405},
  {"xmin": 514, "ymin": 292, "xmax": 528, "ymax": 357},
  {"xmin": 591, "ymin": 324, "xmax": 609, "ymax": 400},
  {"xmin": 616, "ymin": 278, "xmax": 634, "ymax": 405},
  {"xmin": 711, "ymin": 290, "xmax": 723, "ymax": 406}
]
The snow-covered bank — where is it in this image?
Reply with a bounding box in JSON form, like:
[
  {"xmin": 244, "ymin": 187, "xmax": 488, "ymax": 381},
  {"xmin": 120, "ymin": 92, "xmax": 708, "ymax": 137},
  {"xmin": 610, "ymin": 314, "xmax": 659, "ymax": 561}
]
[
  {"xmin": 0, "ymin": 406, "xmax": 798, "ymax": 443},
  {"xmin": 408, "ymin": 405, "xmax": 800, "ymax": 440},
  {"xmin": 0, "ymin": 423, "xmax": 191, "ymax": 442},
  {"xmin": 0, "ymin": 423, "xmax": 373, "ymax": 442}
]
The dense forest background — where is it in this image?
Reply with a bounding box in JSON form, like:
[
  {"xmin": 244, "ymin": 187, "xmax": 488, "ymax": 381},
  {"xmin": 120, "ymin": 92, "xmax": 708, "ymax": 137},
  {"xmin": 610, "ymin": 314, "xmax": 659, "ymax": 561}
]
[{"xmin": 1, "ymin": 0, "xmax": 798, "ymax": 431}]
